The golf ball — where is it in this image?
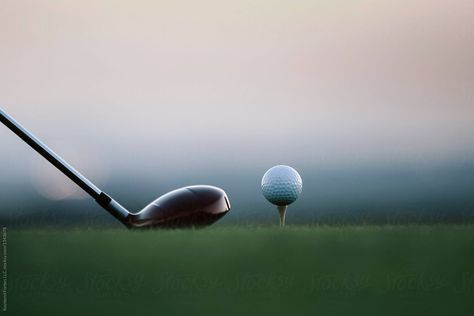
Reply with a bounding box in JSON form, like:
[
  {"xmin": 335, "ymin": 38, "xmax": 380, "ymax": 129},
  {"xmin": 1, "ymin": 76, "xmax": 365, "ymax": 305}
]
[{"xmin": 261, "ymin": 165, "xmax": 302, "ymax": 206}]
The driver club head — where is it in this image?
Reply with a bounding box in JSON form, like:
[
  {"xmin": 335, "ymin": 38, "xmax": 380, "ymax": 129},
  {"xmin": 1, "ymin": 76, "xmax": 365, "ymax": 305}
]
[{"xmin": 127, "ymin": 185, "xmax": 231, "ymax": 229}]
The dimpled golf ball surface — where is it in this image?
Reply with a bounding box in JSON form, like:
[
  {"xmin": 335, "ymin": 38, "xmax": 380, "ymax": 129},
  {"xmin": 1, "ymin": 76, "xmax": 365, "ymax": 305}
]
[{"xmin": 261, "ymin": 165, "xmax": 302, "ymax": 206}]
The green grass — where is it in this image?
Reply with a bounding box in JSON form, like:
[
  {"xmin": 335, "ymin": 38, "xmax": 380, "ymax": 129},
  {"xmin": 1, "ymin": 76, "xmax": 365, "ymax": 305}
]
[{"xmin": 6, "ymin": 225, "xmax": 474, "ymax": 315}]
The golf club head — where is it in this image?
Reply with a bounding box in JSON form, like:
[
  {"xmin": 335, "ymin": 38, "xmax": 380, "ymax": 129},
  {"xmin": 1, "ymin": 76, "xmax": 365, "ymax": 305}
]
[{"xmin": 127, "ymin": 185, "xmax": 231, "ymax": 229}]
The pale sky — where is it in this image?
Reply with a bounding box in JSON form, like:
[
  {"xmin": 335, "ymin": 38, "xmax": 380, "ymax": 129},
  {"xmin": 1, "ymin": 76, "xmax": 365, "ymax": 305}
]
[{"xmin": 1, "ymin": 0, "xmax": 473, "ymax": 189}]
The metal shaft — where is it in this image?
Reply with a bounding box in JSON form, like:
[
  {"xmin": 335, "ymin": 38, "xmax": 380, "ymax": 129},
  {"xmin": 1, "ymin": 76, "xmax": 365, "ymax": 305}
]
[{"xmin": 0, "ymin": 107, "xmax": 130, "ymax": 225}]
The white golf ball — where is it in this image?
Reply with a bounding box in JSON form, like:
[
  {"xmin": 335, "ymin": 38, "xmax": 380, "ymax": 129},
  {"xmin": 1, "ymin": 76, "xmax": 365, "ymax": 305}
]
[{"xmin": 261, "ymin": 165, "xmax": 302, "ymax": 206}]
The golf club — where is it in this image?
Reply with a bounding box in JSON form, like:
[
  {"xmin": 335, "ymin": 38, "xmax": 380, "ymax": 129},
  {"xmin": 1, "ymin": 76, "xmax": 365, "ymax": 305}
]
[{"xmin": 0, "ymin": 107, "xmax": 231, "ymax": 229}]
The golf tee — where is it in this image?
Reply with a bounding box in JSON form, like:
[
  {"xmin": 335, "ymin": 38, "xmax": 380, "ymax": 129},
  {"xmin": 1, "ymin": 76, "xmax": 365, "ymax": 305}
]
[{"xmin": 277, "ymin": 205, "xmax": 288, "ymax": 227}]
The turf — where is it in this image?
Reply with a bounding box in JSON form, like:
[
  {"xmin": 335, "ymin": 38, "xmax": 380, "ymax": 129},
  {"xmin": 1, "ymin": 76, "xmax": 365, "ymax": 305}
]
[{"xmin": 5, "ymin": 225, "xmax": 474, "ymax": 315}]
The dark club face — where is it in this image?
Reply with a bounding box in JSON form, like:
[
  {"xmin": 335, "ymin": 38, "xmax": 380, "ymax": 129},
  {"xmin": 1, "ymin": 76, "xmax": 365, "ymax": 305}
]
[{"xmin": 127, "ymin": 185, "xmax": 231, "ymax": 229}]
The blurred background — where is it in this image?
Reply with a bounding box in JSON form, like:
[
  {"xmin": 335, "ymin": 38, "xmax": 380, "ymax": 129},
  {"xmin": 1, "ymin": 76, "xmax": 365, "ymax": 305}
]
[{"xmin": 1, "ymin": 0, "xmax": 473, "ymax": 227}]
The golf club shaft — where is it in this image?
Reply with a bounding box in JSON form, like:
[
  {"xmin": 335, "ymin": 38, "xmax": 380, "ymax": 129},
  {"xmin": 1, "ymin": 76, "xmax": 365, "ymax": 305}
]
[{"xmin": 0, "ymin": 107, "xmax": 130, "ymax": 224}]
